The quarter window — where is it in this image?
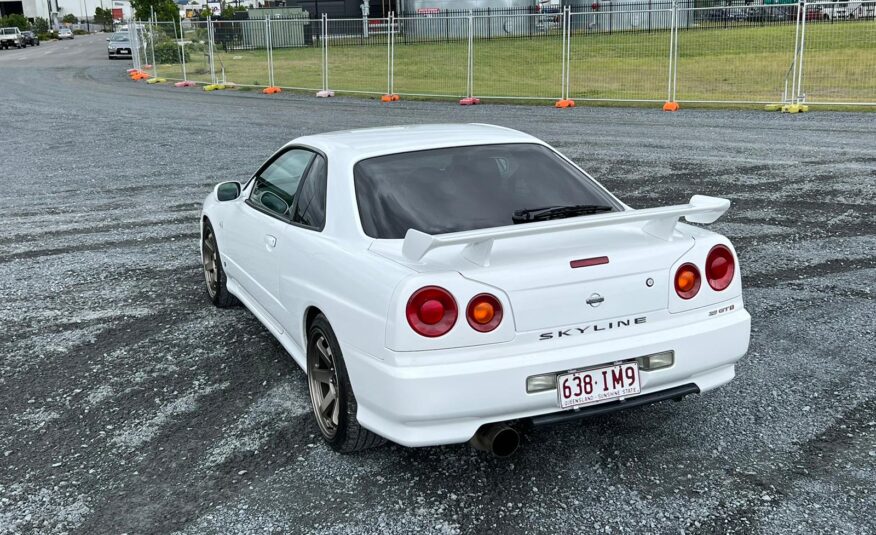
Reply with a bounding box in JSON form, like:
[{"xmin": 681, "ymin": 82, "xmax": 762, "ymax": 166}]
[
  {"xmin": 292, "ymin": 154, "xmax": 327, "ymax": 229},
  {"xmin": 249, "ymin": 149, "xmax": 315, "ymax": 218}
]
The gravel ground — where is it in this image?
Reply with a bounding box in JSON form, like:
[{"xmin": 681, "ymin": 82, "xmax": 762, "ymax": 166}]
[{"xmin": 0, "ymin": 35, "xmax": 874, "ymax": 535}]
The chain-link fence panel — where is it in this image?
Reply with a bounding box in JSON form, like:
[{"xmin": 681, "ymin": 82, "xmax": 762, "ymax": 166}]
[
  {"xmin": 568, "ymin": 7, "xmax": 672, "ymax": 102},
  {"xmin": 799, "ymin": 1, "xmax": 876, "ymax": 104},
  {"xmin": 675, "ymin": 4, "xmax": 799, "ymax": 103},
  {"xmin": 151, "ymin": 21, "xmax": 185, "ymax": 80},
  {"xmin": 268, "ymin": 18, "xmax": 324, "ymax": 92},
  {"xmin": 393, "ymin": 15, "xmax": 470, "ymax": 98},
  {"xmin": 472, "ymin": 13, "xmax": 563, "ymax": 100},
  {"xmin": 211, "ymin": 20, "xmax": 272, "ymax": 87},
  {"xmin": 323, "ymin": 18, "xmax": 389, "ymax": 95}
]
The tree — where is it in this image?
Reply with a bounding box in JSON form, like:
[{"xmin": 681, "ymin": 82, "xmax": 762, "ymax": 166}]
[
  {"xmin": 33, "ymin": 17, "xmax": 49, "ymax": 33},
  {"xmin": 129, "ymin": 0, "xmax": 180, "ymax": 22},
  {"xmin": 62, "ymin": 13, "xmax": 79, "ymax": 24},
  {"xmin": 94, "ymin": 7, "xmax": 113, "ymax": 30}
]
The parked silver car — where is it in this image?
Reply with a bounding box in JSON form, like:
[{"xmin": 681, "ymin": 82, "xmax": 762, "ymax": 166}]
[
  {"xmin": 58, "ymin": 28, "xmax": 74, "ymax": 40},
  {"xmin": 107, "ymin": 32, "xmax": 132, "ymax": 59}
]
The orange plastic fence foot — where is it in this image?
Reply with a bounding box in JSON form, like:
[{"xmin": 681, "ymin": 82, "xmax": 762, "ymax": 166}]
[
  {"xmin": 663, "ymin": 101, "xmax": 680, "ymax": 112},
  {"xmin": 130, "ymin": 71, "xmax": 150, "ymax": 80},
  {"xmin": 555, "ymin": 99, "xmax": 575, "ymax": 108},
  {"xmin": 174, "ymin": 81, "xmax": 196, "ymax": 88},
  {"xmin": 263, "ymin": 86, "xmax": 282, "ymax": 94},
  {"xmin": 381, "ymin": 94, "xmax": 400, "ymax": 102},
  {"xmin": 459, "ymin": 97, "xmax": 480, "ymax": 105}
]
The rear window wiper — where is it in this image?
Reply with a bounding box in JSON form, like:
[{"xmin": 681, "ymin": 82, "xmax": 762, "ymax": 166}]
[{"xmin": 512, "ymin": 204, "xmax": 613, "ymax": 224}]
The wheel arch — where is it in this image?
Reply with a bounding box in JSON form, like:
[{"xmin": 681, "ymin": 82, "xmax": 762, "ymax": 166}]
[{"xmin": 304, "ymin": 305, "xmax": 326, "ymax": 343}]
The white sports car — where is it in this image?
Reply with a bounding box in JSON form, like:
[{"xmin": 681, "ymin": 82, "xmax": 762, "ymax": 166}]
[{"xmin": 200, "ymin": 124, "xmax": 751, "ymax": 456}]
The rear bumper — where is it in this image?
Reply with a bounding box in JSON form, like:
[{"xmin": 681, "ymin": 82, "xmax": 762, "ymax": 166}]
[{"xmin": 343, "ymin": 307, "xmax": 750, "ymax": 447}]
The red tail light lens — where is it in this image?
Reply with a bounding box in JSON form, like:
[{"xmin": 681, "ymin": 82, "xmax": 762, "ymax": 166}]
[
  {"xmin": 706, "ymin": 245, "xmax": 735, "ymax": 291},
  {"xmin": 406, "ymin": 286, "xmax": 457, "ymax": 337},
  {"xmin": 675, "ymin": 263, "xmax": 701, "ymax": 300},
  {"xmin": 466, "ymin": 293, "xmax": 503, "ymax": 332}
]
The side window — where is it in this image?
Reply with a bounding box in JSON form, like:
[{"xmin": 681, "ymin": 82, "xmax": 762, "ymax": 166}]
[
  {"xmin": 249, "ymin": 149, "xmax": 315, "ymax": 218},
  {"xmin": 292, "ymin": 155, "xmax": 327, "ymax": 230}
]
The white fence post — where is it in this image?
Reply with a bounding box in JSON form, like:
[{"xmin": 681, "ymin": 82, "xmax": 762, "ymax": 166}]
[
  {"xmin": 467, "ymin": 11, "xmax": 474, "ymax": 99},
  {"xmin": 560, "ymin": 7, "xmax": 567, "ymax": 102},
  {"xmin": 208, "ymin": 18, "xmax": 216, "ymax": 85},
  {"xmin": 565, "ymin": 7, "xmax": 572, "ymax": 102},
  {"xmin": 316, "ymin": 14, "xmax": 333, "ymax": 97},
  {"xmin": 178, "ymin": 19, "xmax": 188, "ymax": 82},
  {"xmin": 796, "ymin": 0, "xmax": 808, "ymax": 103},
  {"xmin": 383, "ymin": 12, "xmax": 397, "ymax": 99},
  {"xmin": 148, "ymin": 13, "xmax": 157, "ymax": 77}
]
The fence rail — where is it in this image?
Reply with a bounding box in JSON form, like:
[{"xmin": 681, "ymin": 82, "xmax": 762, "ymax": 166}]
[{"xmin": 130, "ymin": 0, "xmax": 876, "ymax": 106}]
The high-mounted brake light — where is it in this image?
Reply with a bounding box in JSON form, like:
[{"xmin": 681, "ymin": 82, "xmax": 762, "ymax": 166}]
[
  {"xmin": 706, "ymin": 244, "xmax": 735, "ymax": 291},
  {"xmin": 675, "ymin": 263, "xmax": 701, "ymax": 300},
  {"xmin": 406, "ymin": 286, "xmax": 457, "ymax": 337},
  {"xmin": 466, "ymin": 294, "xmax": 503, "ymax": 332}
]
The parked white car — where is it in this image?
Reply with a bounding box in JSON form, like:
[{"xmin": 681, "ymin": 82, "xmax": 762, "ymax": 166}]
[{"xmin": 200, "ymin": 124, "xmax": 751, "ymax": 456}]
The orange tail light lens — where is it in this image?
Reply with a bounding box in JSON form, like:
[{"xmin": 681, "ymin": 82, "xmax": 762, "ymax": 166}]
[
  {"xmin": 466, "ymin": 294, "xmax": 503, "ymax": 332},
  {"xmin": 675, "ymin": 263, "xmax": 701, "ymax": 300}
]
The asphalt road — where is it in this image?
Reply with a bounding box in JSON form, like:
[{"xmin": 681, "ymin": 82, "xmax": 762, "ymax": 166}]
[{"xmin": 0, "ymin": 33, "xmax": 874, "ymax": 535}]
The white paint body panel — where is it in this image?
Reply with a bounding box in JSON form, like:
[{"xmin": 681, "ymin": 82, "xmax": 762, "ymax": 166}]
[{"xmin": 201, "ymin": 124, "xmax": 751, "ymax": 447}]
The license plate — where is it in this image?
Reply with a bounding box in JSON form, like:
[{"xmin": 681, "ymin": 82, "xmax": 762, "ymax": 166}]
[
  {"xmin": 557, "ymin": 362, "xmax": 641, "ymax": 409},
  {"xmin": 120, "ymin": 48, "xmax": 130, "ymax": 53}
]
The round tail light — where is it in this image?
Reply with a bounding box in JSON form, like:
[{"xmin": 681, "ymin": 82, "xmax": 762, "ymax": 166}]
[
  {"xmin": 406, "ymin": 286, "xmax": 457, "ymax": 337},
  {"xmin": 675, "ymin": 263, "xmax": 701, "ymax": 300},
  {"xmin": 466, "ymin": 293, "xmax": 503, "ymax": 332},
  {"xmin": 706, "ymin": 244, "xmax": 735, "ymax": 291}
]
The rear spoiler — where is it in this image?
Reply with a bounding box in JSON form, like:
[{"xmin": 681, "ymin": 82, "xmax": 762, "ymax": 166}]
[{"xmin": 401, "ymin": 195, "xmax": 730, "ymax": 266}]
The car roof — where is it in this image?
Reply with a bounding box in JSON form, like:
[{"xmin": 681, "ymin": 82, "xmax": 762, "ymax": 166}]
[{"xmin": 290, "ymin": 124, "xmax": 540, "ymax": 160}]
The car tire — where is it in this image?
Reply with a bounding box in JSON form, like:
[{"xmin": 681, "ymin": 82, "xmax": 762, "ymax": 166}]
[
  {"xmin": 306, "ymin": 314, "xmax": 386, "ymax": 453},
  {"xmin": 202, "ymin": 219, "xmax": 238, "ymax": 308}
]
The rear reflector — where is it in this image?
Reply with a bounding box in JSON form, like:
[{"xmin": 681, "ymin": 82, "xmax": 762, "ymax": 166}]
[{"xmin": 570, "ymin": 256, "xmax": 609, "ymax": 269}]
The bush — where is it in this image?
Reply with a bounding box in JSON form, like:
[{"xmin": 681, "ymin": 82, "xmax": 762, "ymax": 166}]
[
  {"xmin": 37, "ymin": 32, "xmax": 52, "ymax": 41},
  {"xmin": 0, "ymin": 14, "xmax": 29, "ymax": 30},
  {"xmin": 73, "ymin": 29, "xmax": 88, "ymax": 35},
  {"xmin": 33, "ymin": 17, "xmax": 49, "ymax": 33},
  {"xmin": 154, "ymin": 39, "xmax": 188, "ymax": 64}
]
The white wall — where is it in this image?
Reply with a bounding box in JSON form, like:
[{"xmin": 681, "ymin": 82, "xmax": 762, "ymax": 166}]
[{"xmin": 55, "ymin": 0, "xmax": 130, "ymax": 19}]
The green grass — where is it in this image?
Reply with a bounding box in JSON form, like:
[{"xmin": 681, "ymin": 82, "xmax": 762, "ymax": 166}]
[{"xmin": 153, "ymin": 20, "xmax": 876, "ymax": 106}]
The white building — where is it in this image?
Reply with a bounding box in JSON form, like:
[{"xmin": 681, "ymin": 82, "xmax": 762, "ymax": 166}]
[{"xmin": 0, "ymin": 0, "xmax": 129, "ymax": 26}]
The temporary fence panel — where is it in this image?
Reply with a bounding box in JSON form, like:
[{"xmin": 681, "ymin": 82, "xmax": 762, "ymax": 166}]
[
  {"xmin": 797, "ymin": 1, "xmax": 876, "ymax": 104},
  {"xmin": 268, "ymin": 18, "xmax": 324, "ymax": 91},
  {"xmin": 181, "ymin": 21, "xmax": 212, "ymax": 84},
  {"xmin": 324, "ymin": 18, "xmax": 391, "ymax": 95},
  {"xmin": 568, "ymin": 8, "xmax": 673, "ymax": 101},
  {"xmin": 151, "ymin": 21, "xmax": 185, "ymax": 80},
  {"xmin": 211, "ymin": 20, "xmax": 272, "ymax": 87},
  {"xmin": 675, "ymin": 4, "xmax": 799, "ymax": 103},
  {"xmin": 472, "ymin": 13, "xmax": 564, "ymax": 100},
  {"xmin": 393, "ymin": 15, "xmax": 470, "ymax": 98}
]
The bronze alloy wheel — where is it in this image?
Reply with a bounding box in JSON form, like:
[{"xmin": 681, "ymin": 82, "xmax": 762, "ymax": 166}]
[
  {"xmin": 308, "ymin": 332, "xmax": 340, "ymax": 439},
  {"xmin": 202, "ymin": 226, "xmax": 219, "ymax": 299}
]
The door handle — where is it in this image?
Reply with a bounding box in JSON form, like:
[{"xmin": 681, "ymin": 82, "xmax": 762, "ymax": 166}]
[{"xmin": 265, "ymin": 235, "xmax": 277, "ymax": 248}]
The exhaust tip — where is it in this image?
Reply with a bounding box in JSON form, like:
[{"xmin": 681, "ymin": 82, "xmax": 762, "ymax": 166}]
[
  {"xmin": 491, "ymin": 427, "xmax": 520, "ymax": 457},
  {"xmin": 469, "ymin": 423, "xmax": 521, "ymax": 457}
]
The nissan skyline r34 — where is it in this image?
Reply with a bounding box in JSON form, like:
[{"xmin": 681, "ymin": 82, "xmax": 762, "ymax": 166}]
[{"xmin": 200, "ymin": 124, "xmax": 751, "ymax": 456}]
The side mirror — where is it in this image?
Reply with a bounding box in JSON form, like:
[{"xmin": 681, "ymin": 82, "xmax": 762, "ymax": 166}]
[
  {"xmin": 106, "ymin": 37, "xmax": 110, "ymax": 41},
  {"xmin": 216, "ymin": 181, "xmax": 241, "ymax": 201}
]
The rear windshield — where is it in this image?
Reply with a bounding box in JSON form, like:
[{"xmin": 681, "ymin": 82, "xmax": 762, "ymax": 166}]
[{"xmin": 354, "ymin": 143, "xmax": 619, "ymax": 239}]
